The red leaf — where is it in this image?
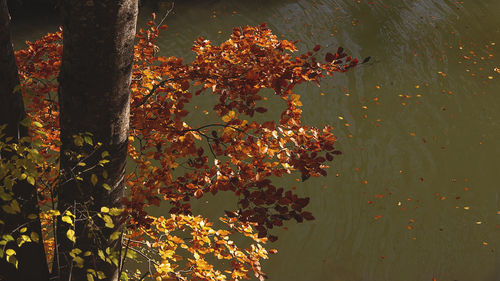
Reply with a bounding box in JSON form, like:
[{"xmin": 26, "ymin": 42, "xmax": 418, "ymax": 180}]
[
  {"xmin": 194, "ymin": 189, "xmax": 204, "ymax": 198},
  {"xmin": 301, "ymin": 211, "xmax": 315, "ymax": 220},
  {"xmin": 180, "ymin": 80, "xmax": 190, "ymax": 91},
  {"xmin": 255, "ymin": 107, "xmax": 267, "ymax": 113},
  {"xmin": 326, "ymin": 153, "xmax": 333, "ymax": 161},
  {"xmin": 325, "ymin": 52, "xmax": 335, "ymax": 63}
]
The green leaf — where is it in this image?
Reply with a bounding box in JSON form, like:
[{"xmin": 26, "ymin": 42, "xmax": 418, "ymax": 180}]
[
  {"xmin": 0, "ymin": 191, "xmax": 12, "ymax": 201},
  {"xmin": 27, "ymin": 213, "xmax": 38, "ymax": 219},
  {"xmin": 102, "ymin": 183, "xmax": 111, "ymax": 191},
  {"xmin": 19, "ymin": 118, "xmax": 31, "ymax": 128},
  {"xmin": 11, "ymin": 200, "xmax": 20, "ymax": 213},
  {"xmin": 26, "ymin": 176, "xmax": 35, "ymax": 185},
  {"xmin": 101, "ymin": 151, "xmax": 110, "ymax": 158},
  {"xmin": 3, "ymin": 234, "xmax": 14, "ymax": 242},
  {"xmin": 125, "ymin": 250, "xmax": 136, "ymax": 259},
  {"xmin": 96, "ymin": 271, "xmax": 106, "ymax": 280},
  {"xmin": 84, "ymin": 136, "xmax": 93, "ymax": 146},
  {"xmin": 110, "ymin": 256, "xmax": 118, "ymax": 266},
  {"xmin": 1, "ymin": 205, "xmax": 14, "ymax": 214},
  {"xmin": 98, "ymin": 250, "xmax": 105, "ymax": 261},
  {"xmin": 73, "ymin": 135, "xmax": 84, "ymax": 147},
  {"xmin": 87, "ymin": 273, "xmax": 95, "ymax": 281},
  {"xmin": 91, "ymin": 174, "xmax": 98, "ymax": 186},
  {"xmin": 30, "ymin": 232, "xmax": 39, "ymax": 242},
  {"xmin": 109, "ymin": 231, "xmax": 120, "ymax": 241},
  {"xmin": 120, "ymin": 272, "xmax": 129, "ymax": 281},
  {"xmin": 7, "ymin": 255, "xmax": 18, "ymax": 268},
  {"xmin": 32, "ymin": 121, "xmax": 43, "ymax": 128},
  {"xmin": 12, "ymin": 84, "xmax": 22, "ymax": 93}
]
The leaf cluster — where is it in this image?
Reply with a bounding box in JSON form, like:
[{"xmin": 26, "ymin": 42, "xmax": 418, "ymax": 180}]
[{"xmin": 5, "ymin": 18, "xmax": 358, "ymax": 280}]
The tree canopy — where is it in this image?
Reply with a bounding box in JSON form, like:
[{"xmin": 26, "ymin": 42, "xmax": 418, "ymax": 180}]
[{"xmin": 0, "ymin": 10, "xmax": 361, "ymax": 281}]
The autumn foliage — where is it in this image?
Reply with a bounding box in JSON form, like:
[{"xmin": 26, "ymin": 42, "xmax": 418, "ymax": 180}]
[{"xmin": 6, "ymin": 17, "xmax": 358, "ymax": 280}]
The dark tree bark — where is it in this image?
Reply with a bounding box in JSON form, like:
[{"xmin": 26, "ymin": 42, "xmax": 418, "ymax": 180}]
[
  {"xmin": 0, "ymin": 0, "xmax": 49, "ymax": 280},
  {"xmin": 55, "ymin": 1, "xmax": 138, "ymax": 280},
  {"xmin": 0, "ymin": 0, "xmax": 24, "ymax": 140}
]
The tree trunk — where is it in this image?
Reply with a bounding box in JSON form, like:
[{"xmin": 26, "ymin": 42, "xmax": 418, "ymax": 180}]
[
  {"xmin": 0, "ymin": 1, "xmax": 49, "ymax": 280},
  {"xmin": 55, "ymin": 1, "xmax": 138, "ymax": 280}
]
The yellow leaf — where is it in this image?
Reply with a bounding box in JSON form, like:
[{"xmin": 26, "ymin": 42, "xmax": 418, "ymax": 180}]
[
  {"xmin": 73, "ymin": 256, "xmax": 84, "ymax": 268},
  {"xmin": 19, "ymin": 227, "xmax": 27, "ymax": 233},
  {"xmin": 70, "ymin": 248, "xmax": 82, "ymax": 257},
  {"xmin": 67, "ymin": 229, "xmax": 76, "ymax": 243},
  {"xmin": 290, "ymin": 94, "xmax": 302, "ymax": 106},
  {"xmin": 62, "ymin": 216, "xmax": 73, "ymax": 225},
  {"xmin": 6, "ymin": 249, "xmax": 15, "ymax": 256},
  {"xmin": 100, "ymin": 207, "xmax": 109, "ymax": 213},
  {"xmin": 222, "ymin": 110, "xmax": 236, "ymax": 122},
  {"xmin": 108, "ymin": 208, "xmax": 123, "ymax": 216},
  {"xmin": 103, "ymin": 215, "xmax": 114, "ymax": 228}
]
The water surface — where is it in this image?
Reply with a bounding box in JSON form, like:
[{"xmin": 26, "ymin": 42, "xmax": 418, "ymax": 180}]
[{"xmin": 11, "ymin": 1, "xmax": 500, "ymax": 280}]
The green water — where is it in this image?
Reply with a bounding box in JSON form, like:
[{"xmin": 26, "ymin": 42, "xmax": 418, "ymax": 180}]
[{"xmin": 11, "ymin": 1, "xmax": 500, "ymax": 280}]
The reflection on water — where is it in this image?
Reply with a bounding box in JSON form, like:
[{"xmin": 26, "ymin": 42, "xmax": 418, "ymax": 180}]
[{"xmin": 10, "ymin": 0, "xmax": 500, "ymax": 280}]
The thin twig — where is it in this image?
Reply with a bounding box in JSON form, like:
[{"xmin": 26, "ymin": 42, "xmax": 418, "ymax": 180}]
[{"xmin": 156, "ymin": 2, "xmax": 175, "ymax": 29}]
